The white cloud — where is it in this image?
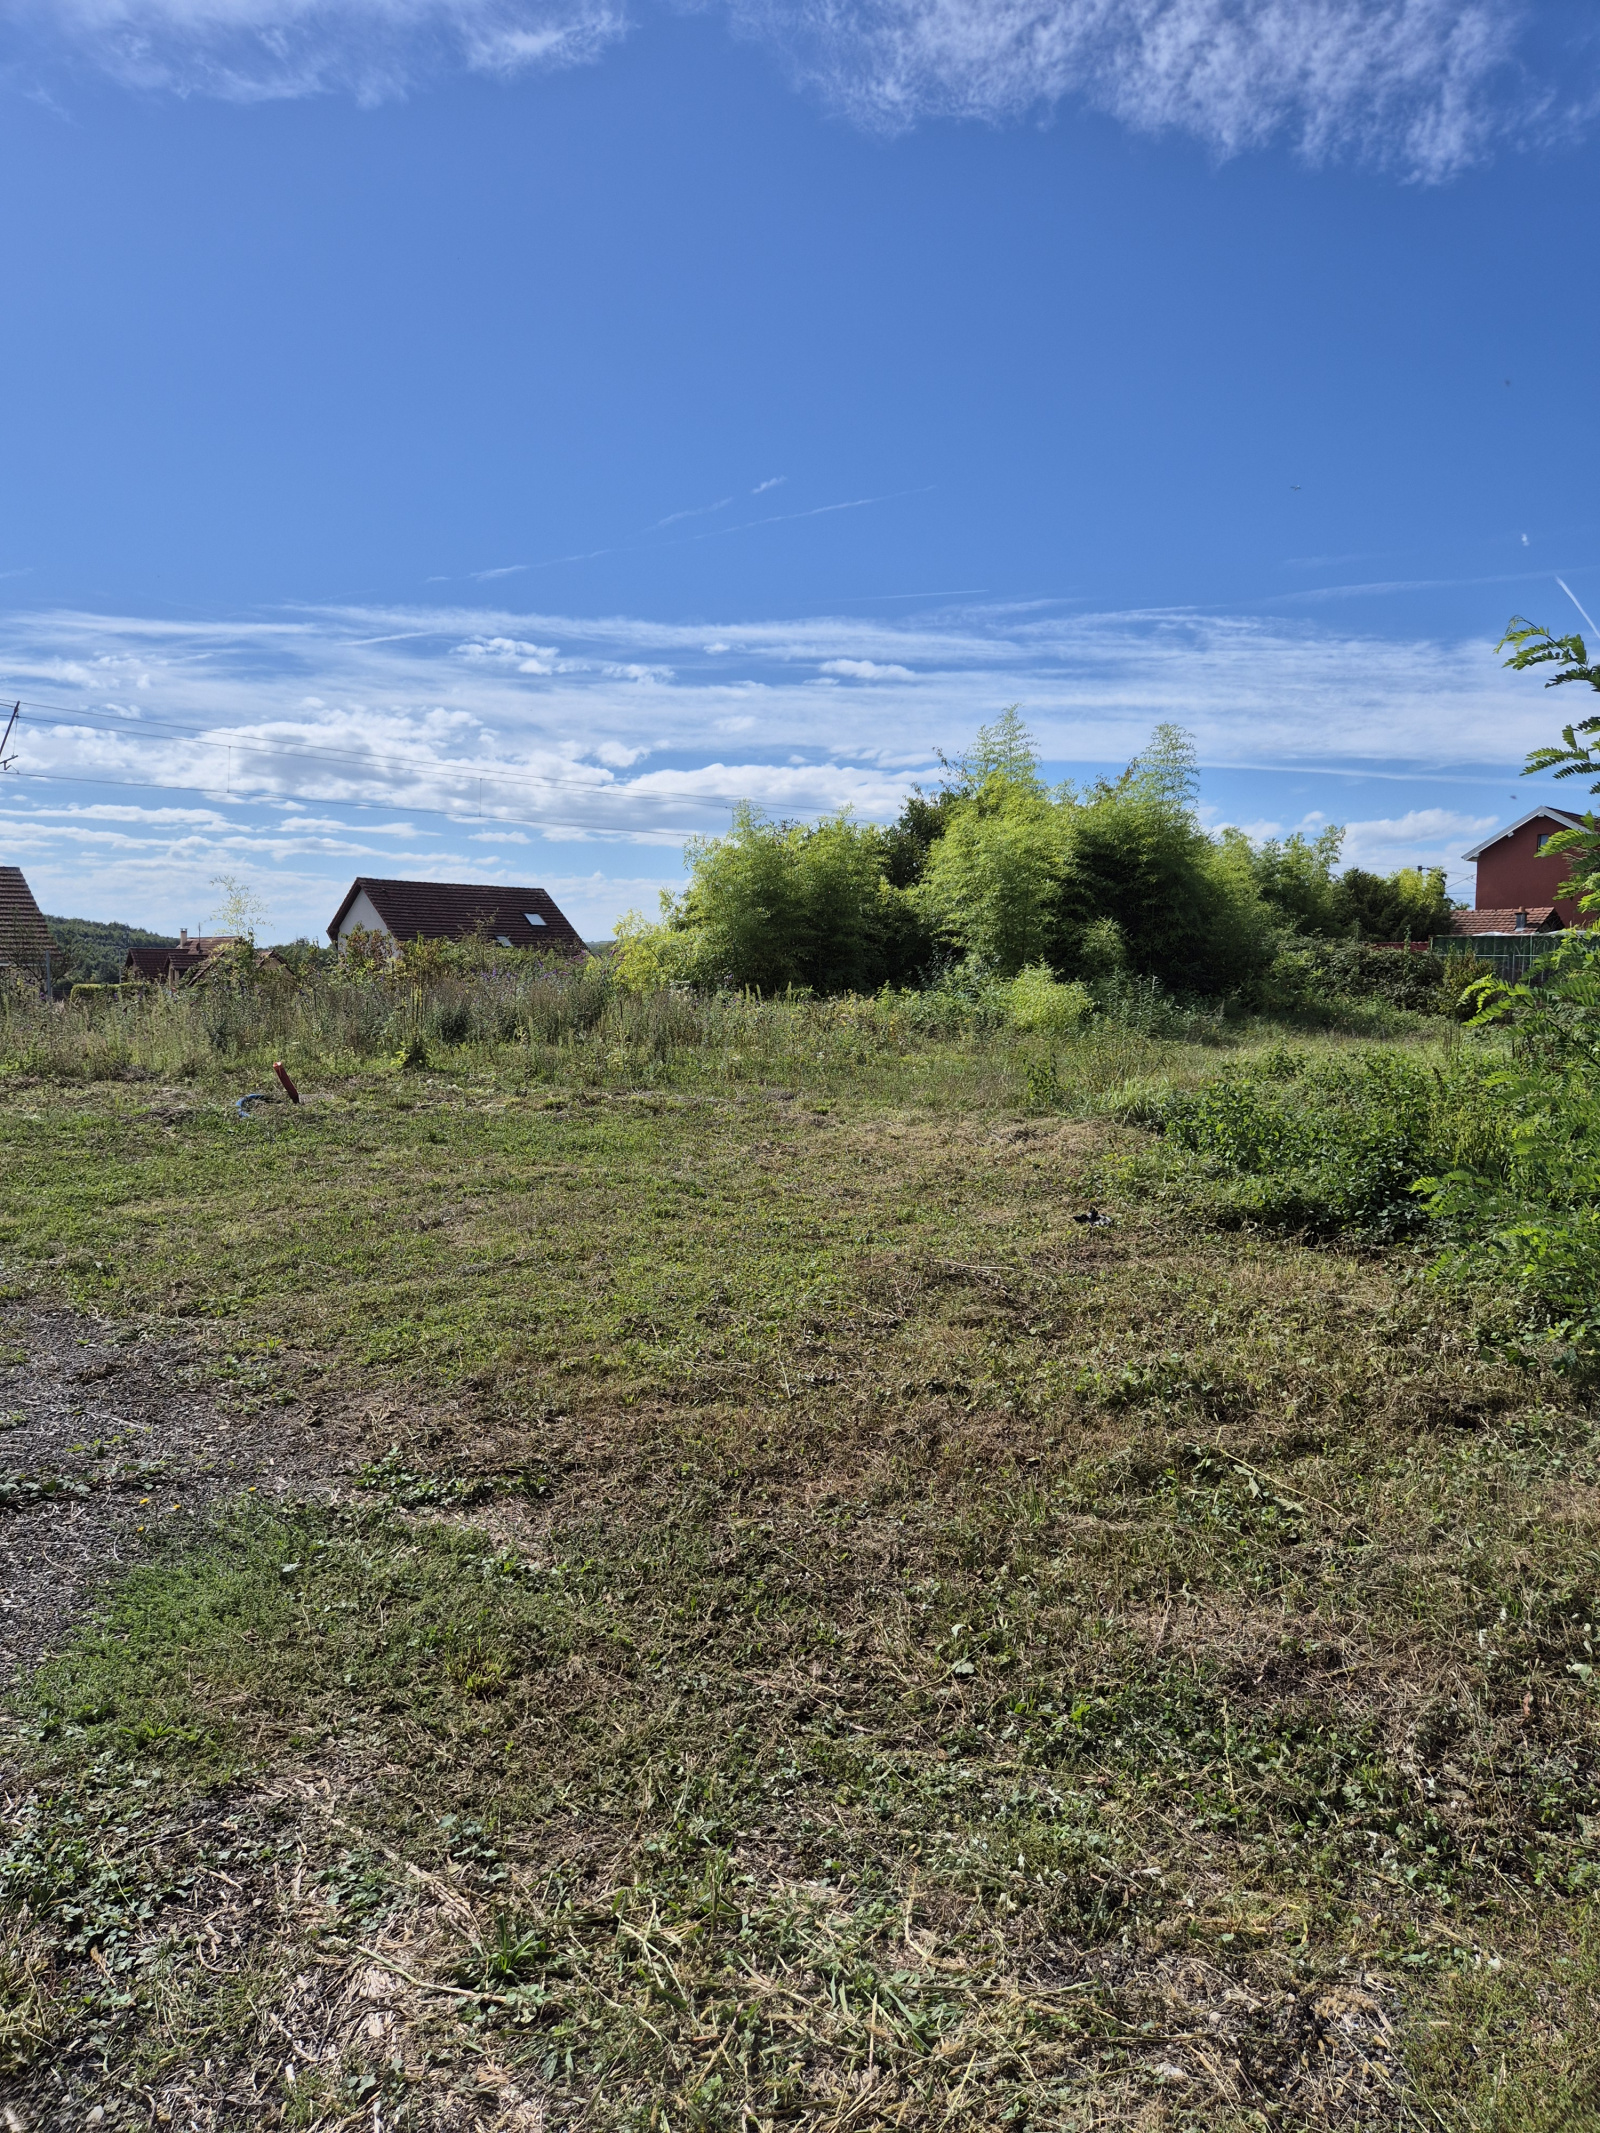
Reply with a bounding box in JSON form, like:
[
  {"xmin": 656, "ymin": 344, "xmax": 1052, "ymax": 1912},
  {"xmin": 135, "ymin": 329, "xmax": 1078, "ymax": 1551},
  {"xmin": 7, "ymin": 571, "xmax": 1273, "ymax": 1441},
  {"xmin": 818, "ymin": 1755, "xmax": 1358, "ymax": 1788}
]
[
  {"xmin": 1341, "ymin": 806, "xmax": 1501, "ymax": 895},
  {"xmin": 821, "ymin": 657, "xmax": 916, "ymax": 680},
  {"xmin": 13, "ymin": 0, "xmax": 1580, "ymax": 179},
  {"xmin": 736, "ymin": 0, "xmax": 1530, "ymax": 178},
  {"xmin": 454, "ymin": 635, "xmax": 560, "ymax": 669},
  {"xmin": 0, "ymin": 594, "xmax": 1562, "ymax": 934},
  {"xmin": 14, "ymin": 0, "xmax": 624, "ymax": 101},
  {"xmin": 0, "ymin": 596, "xmax": 1557, "ymax": 798}
]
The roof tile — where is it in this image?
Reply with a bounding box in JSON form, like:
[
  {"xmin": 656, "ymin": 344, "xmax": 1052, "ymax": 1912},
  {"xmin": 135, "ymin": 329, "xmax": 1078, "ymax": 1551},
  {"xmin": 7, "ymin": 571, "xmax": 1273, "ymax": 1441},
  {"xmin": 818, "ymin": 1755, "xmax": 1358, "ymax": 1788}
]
[
  {"xmin": 1447, "ymin": 907, "xmax": 1564, "ymax": 936},
  {"xmin": 329, "ymin": 878, "xmax": 585, "ymax": 953},
  {"xmin": 0, "ymin": 866, "xmax": 58, "ymax": 971}
]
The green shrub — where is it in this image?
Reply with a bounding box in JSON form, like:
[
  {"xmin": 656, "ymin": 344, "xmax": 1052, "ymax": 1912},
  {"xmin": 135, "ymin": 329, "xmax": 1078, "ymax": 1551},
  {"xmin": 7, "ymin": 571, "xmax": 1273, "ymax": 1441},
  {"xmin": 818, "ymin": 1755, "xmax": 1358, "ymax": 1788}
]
[
  {"xmin": 1145, "ymin": 1049, "xmax": 1444, "ymax": 1240},
  {"xmin": 1006, "ymin": 963, "xmax": 1091, "ymax": 1034}
]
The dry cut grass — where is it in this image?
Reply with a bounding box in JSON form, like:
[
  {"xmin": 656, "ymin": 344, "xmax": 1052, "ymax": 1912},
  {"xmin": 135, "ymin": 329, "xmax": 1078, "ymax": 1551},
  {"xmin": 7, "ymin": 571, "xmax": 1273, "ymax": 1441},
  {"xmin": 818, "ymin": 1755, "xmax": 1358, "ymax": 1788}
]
[{"xmin": 0, "ymin": 1032, "xmax": 1595, "ymax": 2129}]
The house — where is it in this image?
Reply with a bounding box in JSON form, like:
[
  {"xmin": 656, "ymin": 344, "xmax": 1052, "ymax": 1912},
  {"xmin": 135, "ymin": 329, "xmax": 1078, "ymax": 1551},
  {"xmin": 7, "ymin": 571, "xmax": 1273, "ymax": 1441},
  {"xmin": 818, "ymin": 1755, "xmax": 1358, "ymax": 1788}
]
[
  {"xmin": 1444, "ymin": 906, "xmax": 1564, "ymax": 940},
  {"xmin": 0, "ymin": 866, "xmax": 59, "ymax": 986},
  {"xmin": 1459, "ymin": 807, "xmax": 1588, "ymax": 929},
  {"xmin": 125, "ymin": 931, "xmax": 243, "ymax": 983},
  {"xmin": 326, "ymin": 878, "xmax": 586, "ymax": 957}
]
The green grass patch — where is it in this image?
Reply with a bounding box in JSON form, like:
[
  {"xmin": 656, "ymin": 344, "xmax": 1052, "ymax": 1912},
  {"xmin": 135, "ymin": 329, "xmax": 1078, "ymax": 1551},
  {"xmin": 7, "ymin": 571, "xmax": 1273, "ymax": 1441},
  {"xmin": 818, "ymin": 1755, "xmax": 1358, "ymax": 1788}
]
[{"xmin": 3, "ymin": 1025, "xmax": 1599, "ymax": 2124}]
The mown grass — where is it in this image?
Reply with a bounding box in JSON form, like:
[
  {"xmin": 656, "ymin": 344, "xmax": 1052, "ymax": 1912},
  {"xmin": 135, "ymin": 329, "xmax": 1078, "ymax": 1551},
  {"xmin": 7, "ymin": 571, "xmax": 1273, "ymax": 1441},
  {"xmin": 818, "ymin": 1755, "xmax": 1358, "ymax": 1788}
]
[{"xmin": 2, "ymin": 1019, "xmax": 1598, "ymax": 2127}]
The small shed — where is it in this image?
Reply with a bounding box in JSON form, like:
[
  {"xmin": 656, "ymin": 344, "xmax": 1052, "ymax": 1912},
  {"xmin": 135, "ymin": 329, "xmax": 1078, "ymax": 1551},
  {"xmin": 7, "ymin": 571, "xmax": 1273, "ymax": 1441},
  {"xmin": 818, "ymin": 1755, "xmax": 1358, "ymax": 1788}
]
[
  {"xmin": 0, "ymin": 866, "xmax": 59, "ymax": 987},
  {"xmin": 326, "ymin": 878, "xmax": 585, "ymax": 957}
]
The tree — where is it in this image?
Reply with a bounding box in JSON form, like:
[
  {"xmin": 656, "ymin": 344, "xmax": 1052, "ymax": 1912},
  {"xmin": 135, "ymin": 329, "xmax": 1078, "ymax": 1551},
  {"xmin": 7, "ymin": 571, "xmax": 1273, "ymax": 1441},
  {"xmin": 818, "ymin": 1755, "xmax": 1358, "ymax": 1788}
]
[
  {"xmin": 1219, "ymin": 824, "xmax": 1345, "ymax": 936},
  {"xmin": 1127, "ymin": 721, "xmax": 1200, "ymax": 813},
  {"xmin": 616, "ymin": 804, "xmax": 913, "ymax": 995},
  {"xmin": 880, "ymin": 786, "xmax": 961, "ymax": 892},
  {"xmin": 1501, "ymin": 616, "xmax": 1600, "ymax": 919},
  {"xmin": 947, "ymin": 705, "xmax": 1042, "ymax": 792},
  {"xmin": 913, "ymin": 770, "xmax": 1067, "ymax": 976},
  {"xmin": 208, "ymin": 874, "xmax": 268, "ymax": 944},
  {"xmin": 1060, "ymin": 781, "xmax": 1274, "ymax": 995},
  {"xmin": 1330, "ymin": 865, "xmax": 1450, "ymax": 942}
]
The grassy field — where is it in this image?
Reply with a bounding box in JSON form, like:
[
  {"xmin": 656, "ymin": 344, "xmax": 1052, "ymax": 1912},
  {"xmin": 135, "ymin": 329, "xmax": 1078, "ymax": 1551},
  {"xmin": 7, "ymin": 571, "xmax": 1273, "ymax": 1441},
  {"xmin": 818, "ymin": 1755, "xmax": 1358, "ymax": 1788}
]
[{"xmin": 2, "ymin": 1017, "xmax": 1598, "ymax": 2129}]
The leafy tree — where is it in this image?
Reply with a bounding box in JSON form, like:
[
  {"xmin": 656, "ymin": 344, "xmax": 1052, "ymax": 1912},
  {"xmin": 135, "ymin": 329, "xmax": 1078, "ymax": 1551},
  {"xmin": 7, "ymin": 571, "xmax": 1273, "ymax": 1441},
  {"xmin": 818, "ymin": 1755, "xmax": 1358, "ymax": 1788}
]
[
  {"xmin": 207, "ymin": 873, "xmax": 268, "ymax": 944},
  {"xmin": 1218, "ymin": 824, "xmax": 1345, "ymax": 935},
  {"xmin": 880, "ymin": 786, "xmax": 961, "ymax": 891},
  {"xmin": 1126, "ymin": 720, "xmax": 1201, "ymax": 813},
  {"xmin": 1501, "ymin": 615, "xmax": 1600, "ymax": 918},
  {"xmin": 616, "ymin": 804, "xmax": 914, "ymax": 995},
  {"xmin": 1051, "ymin": 727, "xmax": 1276, "ymax": 994},
  {"xmin": 1329, "ymin": 864, "xmax": 1451, "ymax": 941},
  {"xmin": 911, "ymin": 720, "xmax": 1067, "ymax": 978}
]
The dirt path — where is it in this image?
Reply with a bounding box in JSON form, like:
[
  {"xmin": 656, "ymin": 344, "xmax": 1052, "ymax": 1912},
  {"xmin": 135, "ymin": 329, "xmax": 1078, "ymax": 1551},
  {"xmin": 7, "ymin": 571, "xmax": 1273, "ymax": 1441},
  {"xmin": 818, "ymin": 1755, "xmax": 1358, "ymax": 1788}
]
[{"xmin": 0, "ymin": 1304, "xmax": 343, "ymax": 1685}]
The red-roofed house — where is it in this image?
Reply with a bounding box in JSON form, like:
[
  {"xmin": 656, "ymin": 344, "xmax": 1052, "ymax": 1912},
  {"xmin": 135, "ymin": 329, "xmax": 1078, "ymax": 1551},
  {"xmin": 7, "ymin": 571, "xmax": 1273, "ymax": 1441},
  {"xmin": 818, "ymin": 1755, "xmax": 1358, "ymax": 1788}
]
[
  {"xmin": 327, "ymin": 878, "xmax": 586, "ymax": 957},
  {"xmin": 1456, "ymin": 808, "xmax": 1589, "ymax": 932}
]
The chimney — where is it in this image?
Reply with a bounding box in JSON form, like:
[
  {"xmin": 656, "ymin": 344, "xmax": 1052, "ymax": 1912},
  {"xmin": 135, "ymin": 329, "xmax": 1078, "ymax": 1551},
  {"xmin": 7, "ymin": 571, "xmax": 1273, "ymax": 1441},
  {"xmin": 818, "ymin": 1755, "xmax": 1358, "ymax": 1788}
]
[{"xmin": 179, "ymin": 928, "xmax": 188, "ymax": 943}]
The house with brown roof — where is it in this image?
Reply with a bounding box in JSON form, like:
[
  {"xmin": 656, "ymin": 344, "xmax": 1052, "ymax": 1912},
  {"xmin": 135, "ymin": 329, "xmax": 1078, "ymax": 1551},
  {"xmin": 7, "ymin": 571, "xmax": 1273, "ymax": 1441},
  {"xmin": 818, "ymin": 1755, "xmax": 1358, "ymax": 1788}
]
[
  {"xmin": 1445, "ymin": 905, "xmax": 1565, "ymax": 941},
  {"xmin": 326, "ymin": 878, "xmax": 585, "ymax": 957},
  {"xmin": 124, "ymin": 931, "xmax": 247, "ymax": 984},
  {"xmin": 0, "ymin": 866, "xmax": 59, "ymax": 988}
]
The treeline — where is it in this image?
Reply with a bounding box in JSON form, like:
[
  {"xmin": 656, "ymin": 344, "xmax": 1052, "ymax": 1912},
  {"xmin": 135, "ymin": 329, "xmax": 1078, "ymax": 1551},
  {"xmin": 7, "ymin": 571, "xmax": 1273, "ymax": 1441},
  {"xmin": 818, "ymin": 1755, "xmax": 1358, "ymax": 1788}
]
[
  {"xmin": 615, "ymin": 713, "xmax": 1453, "ymax": 1006},
  {"xmin": 44, "ymin": 916, "xmax": 175, "ymax": 986}
]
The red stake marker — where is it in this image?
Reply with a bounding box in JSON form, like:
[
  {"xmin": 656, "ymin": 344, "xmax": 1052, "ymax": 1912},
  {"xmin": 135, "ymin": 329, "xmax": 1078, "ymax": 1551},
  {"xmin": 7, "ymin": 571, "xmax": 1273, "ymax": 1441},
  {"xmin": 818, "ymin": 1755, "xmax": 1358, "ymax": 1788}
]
[{"xmin": 272, "ymin": 1060, "xmax": 301, "ymax": 1104}]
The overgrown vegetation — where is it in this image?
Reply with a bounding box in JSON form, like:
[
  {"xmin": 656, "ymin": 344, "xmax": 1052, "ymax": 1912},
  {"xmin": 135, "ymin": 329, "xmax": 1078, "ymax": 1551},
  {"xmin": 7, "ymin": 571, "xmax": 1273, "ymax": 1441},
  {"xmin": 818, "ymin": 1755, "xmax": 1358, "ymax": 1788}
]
[
  {"xmin": 6, "ymin": 683, "xmax": 1600, "ymax": 2125},
  {"xmin": 613, "ymin": 713, "xmax": 1460, "ymax": 1008}
]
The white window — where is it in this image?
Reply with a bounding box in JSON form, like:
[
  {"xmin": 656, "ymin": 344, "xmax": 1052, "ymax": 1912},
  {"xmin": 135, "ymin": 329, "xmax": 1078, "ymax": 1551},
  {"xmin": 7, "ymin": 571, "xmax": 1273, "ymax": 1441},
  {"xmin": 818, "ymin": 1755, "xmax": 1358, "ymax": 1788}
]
[
  {"xmin": 495, "ymin": 935, "xmax": 512, "ymax": 946},
  {"xmin": 524, "ymin": 911, "xmax": 547, "ymax": 927}
]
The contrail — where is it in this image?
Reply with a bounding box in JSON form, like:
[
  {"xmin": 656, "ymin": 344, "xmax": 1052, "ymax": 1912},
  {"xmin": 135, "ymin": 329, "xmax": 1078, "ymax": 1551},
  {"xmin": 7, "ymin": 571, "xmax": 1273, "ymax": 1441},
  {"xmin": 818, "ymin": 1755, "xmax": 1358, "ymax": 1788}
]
[{"xmin": 1557, "ymin": 575, "xmax": 1600, "ymax": 641}]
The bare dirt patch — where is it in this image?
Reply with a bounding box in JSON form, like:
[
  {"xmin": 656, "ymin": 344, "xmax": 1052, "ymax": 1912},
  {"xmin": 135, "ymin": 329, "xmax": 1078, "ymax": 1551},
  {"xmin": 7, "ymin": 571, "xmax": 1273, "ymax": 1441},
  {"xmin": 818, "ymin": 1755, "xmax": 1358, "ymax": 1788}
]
[{"xmin": 0, "ymin": 1305, "xmax": 346, "ymax": 1685}]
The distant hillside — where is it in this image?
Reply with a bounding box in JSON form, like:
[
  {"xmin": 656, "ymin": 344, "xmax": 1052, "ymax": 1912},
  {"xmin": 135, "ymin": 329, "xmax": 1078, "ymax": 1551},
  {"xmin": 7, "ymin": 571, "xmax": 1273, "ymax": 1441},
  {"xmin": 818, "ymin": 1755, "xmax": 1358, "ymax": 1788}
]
[{"xmin": 46, "ymin": 915, "xmax": 175, "ymax": 985}]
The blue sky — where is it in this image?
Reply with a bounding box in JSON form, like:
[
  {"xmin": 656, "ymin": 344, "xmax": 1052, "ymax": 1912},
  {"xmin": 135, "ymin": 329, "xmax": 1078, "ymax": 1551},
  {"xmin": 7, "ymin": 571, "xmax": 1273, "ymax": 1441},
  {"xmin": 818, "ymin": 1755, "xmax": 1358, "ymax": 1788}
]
[{"xmin": 2, "ymin": 0, "xmax": 1599, "ymax": 940}]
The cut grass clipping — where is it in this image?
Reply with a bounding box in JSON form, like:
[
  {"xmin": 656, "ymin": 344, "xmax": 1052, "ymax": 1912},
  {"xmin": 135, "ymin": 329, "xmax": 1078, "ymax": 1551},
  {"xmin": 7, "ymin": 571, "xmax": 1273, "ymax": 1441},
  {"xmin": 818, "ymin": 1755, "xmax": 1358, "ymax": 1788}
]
[{"xmin": 3, "ymin": 1025, "xmax": 1600, "ymax": 2126}]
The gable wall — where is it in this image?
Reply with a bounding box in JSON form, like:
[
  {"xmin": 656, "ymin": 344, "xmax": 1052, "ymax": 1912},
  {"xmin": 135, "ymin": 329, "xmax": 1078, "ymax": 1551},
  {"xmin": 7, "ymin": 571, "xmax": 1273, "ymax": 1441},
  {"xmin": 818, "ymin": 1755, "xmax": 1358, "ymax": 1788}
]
[
  {"xmin": 336, "ymin": 888, "xmax": 391, "ymax": 941},
  {"xmin": 1476, "ymin": 816, "xmax": 1584, "ymax": 922}
]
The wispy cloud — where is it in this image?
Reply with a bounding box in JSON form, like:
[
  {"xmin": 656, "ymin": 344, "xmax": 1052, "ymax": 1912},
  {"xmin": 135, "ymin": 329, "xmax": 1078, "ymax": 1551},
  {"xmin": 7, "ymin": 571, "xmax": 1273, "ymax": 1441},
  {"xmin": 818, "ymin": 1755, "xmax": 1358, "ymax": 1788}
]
[
  {"xmin": 453, "ymin": 486, "xmax": 927, "ymax": 582},
  {"xmin": 11, "ymin": 0, "xmax": 626, "ymax": 102},
  {"xmin": 0, "ymin": 591, "xmax": 1557, "ymax": 795},
  {"xmin": 752, "ymin": 476, "xmax": 787, "ymax": 495},
  {"xmin": 645, "ymin": 496, "xmax": 734, "ymax": 531},
  {"xmin": 13, "ymin": 0, "xmax": 1580, "ymax": 178},
  {"xmin": 737, "ymin": 0, "xmax": 1541, "ymax": 179},
  {"xmin": 0, "ymin": 595, "xmax": 1565, "ymax": 934},
  {"xmin": 820, "ymin": 657, "xmax": 915, "ymax": 680}
]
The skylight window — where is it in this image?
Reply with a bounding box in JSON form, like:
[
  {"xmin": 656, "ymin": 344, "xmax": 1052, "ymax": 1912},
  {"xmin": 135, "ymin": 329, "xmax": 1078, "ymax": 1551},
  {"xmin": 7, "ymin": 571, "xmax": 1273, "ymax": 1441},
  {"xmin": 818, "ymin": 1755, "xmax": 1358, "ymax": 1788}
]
[{"xmin": 524, "ymin": 911, "xmax": 547, "ymax": 926}]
